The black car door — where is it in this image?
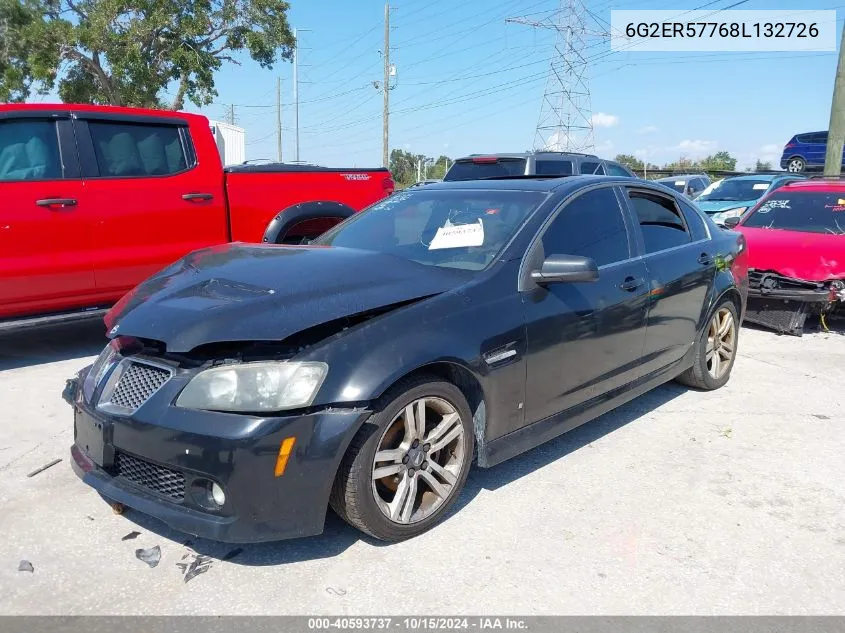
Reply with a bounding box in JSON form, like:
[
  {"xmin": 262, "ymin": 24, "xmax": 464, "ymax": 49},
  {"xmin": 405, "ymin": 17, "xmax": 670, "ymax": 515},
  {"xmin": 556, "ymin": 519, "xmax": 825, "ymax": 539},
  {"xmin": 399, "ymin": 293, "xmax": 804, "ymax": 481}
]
[
  {"xmin": 520, "ymin": 185, "xmax": 650, "ymax": 430},
  {"xmin": 621, "ymin": 186, "xmax": 716, "ymax": 376}
]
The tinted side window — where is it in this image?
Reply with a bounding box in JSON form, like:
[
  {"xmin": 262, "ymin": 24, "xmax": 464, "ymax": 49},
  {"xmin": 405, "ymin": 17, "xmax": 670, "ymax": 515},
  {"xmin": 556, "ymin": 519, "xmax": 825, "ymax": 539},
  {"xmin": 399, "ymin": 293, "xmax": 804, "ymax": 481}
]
[
  {"xmin": 810, "ymin": 132, "xmax": 828, "ymax": 144},
  {"xmin": 678, "ymin": 199, "xmax": 709, "ymax": 241},
  {"xmin": 88, "ymin": 122, "xmax": 190, "ymax": 177},
  {"xmin": 540, "ymin": 187, "xmax": 629, "ymax": 267},
  {"xmin": 580, "ymin": 161, "xmax": 603, "ymax": 175},
  {"xmin": 535, "ymin": 160, "xmax": 573, "ymax": 176},
  {"xmin": 629, "ymin": 191, "xmax": 691, "ymax": 254},
  {"xmin": 606, "ymin": 162, "xmax": 632, "ymax": 177},
  {"xmin": 0, "ymin": 120, "xmax": 62, "ymax": 181}
]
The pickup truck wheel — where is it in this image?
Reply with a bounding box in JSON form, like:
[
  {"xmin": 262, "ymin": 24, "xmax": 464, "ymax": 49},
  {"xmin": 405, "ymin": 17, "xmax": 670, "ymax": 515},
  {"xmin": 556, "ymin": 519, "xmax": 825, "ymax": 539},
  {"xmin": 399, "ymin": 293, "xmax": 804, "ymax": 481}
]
[
  {"xmin": 330, "ymin": 375, "xmax": 474, "ymax": 542},
  {"xmin": 676, "ymin": 300, "xmax": 739, "ymax": 391}
]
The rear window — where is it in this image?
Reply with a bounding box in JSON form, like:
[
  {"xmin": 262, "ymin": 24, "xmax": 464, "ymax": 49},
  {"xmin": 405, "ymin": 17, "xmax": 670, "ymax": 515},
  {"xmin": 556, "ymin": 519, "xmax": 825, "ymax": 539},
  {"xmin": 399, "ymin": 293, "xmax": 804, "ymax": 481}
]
[
  {"xmin": 659, "ymin": 180, "xmax": 687, "ymax": 193},
  {"xmin": 535, "ymin": 160, "xmax": 574, "ymax": 176},
  {"xmin": 742, "ymin": 191, "xmax": 845, "ymax": 235},
  {"xmin": 443, "ymin": 158, "xmax": 526, "ymax": 181},
  {"xmin": 0, "ymin": 120, "xmax": 62, "ymax": 181},
  {"xmin": 579, "ymin": 161, "xmax": 602, "ymax": 175},
  {"xmin": 88, "ymin": 121, "xmax": 190, "ymax": 177}
]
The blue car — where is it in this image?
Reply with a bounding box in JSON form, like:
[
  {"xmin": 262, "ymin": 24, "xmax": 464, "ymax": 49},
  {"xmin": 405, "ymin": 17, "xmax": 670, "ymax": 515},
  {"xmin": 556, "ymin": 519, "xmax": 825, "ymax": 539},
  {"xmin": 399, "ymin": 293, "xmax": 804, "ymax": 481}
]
[
  {"xmin": 780, "ymin": 131, "xmax": 843, "ymax": 172},
  {"xmin": 695, "ymin": 174, "xmax": 806, "ymax": 225}
]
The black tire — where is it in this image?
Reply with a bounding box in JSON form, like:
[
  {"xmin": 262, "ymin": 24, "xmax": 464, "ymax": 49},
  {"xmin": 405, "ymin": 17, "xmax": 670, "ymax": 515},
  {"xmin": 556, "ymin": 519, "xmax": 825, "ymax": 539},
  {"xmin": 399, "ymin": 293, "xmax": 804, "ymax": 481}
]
[
  {"xmin": 330, "ymin": 374, "xmax": 475, "ymax": 542},
  {"xmin": 676, "ymin": 299, "xmax": 739, "ymax": 390}
]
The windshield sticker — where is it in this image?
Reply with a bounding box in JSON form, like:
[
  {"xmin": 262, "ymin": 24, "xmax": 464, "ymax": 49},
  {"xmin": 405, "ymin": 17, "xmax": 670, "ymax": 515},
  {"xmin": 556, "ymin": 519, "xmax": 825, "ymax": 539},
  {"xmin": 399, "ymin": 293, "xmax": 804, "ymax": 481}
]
[
  {"xmin": 674, "ymin": 180, "xmax": 685, "ymax": 186},
  {"xmin": 752, "ymin": 183, "xmax": 769, "ymax": 190},
  {"xmin": 428, "ymin": 219, "xmax": 484, "ymax": 250},
  {"xmin": 757, "ymin": 199, "xmax": 790, "ymax": 214}
]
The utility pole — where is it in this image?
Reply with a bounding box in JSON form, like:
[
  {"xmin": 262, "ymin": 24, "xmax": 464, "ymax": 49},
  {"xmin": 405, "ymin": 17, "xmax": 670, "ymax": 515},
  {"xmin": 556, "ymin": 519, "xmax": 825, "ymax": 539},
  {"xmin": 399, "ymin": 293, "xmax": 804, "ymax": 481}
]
[
  {"xmin": 825, "ymin": 22, "xmax": 845, "ymax": 177},
  {"xmin": 293, "ymin": 28, "xmax": 300, "ymax": 162},
  {"xmin": 226, "ymin": 104, "xmax": 235, "ymax": 125},
  {"xmin": 382, "ymin": 3, "xmax": 391, "ymax": 169},
  {"xmin": 276, "ymin": 76, "xmax": 283, "ymax": 163}
]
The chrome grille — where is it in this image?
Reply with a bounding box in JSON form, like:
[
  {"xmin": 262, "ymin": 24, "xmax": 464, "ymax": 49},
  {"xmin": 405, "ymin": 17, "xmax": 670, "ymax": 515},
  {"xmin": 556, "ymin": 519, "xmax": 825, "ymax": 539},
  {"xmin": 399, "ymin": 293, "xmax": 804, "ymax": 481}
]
[
  {"xmin": 105, "ymin": 361, "xmax": 170, "ymax": 412},
  {"xmin": 114, "ymin": 452, "xmax": 185, "ymax": 501}
]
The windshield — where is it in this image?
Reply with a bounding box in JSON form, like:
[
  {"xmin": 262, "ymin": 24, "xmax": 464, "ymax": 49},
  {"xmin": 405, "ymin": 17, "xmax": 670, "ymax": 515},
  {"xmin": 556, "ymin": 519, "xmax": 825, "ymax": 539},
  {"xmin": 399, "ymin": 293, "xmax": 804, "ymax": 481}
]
[
  {"xmin": 697, "ymin": 178, "xmax": 770, "ymax": 202},
  {"xmin": 742, "ymin": 191, "xmax": 845, "ymax": 234},
  {"xmin": 314, "ymin": 189, "xmax": 548, "ymax": 270},
  {"xmin": 443, "ymin": 158, "xmax": 526, "ymax": 181}
]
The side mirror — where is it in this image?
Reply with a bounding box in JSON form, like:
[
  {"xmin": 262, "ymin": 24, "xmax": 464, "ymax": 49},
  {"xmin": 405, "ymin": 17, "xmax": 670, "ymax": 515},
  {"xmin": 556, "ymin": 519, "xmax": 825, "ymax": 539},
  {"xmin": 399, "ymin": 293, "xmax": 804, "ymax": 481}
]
[
  {"xmin": 531, "ymin": 254, "xmax": 599, "ymax": 284},
  {"xmin": 723, "ymin": 216, "xmax": 741, "ymax": 229}
]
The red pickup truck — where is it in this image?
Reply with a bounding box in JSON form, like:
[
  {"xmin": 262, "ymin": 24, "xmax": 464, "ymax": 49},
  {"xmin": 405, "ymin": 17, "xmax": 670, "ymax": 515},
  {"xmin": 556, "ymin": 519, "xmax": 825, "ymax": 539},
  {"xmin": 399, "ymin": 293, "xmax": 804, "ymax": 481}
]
[{"xmin": 0, "ymin": 104, "xmax": 394, "ymax": 327}]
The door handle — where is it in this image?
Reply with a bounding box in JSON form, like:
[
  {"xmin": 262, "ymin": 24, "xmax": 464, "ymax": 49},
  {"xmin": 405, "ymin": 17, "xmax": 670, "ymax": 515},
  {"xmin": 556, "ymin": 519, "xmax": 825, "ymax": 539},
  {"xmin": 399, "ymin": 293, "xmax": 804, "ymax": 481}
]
[
  {"xmin": 182, "ymin": 193, "xmax": 214, "ymax": 201},
  {"xmin": 36, "ymin": 198, "xmax": 77, "ymax": 208},
  {"xmin": 697, "ymin": 253, "xmax": 713, "ymax": 265},
  {"xmin": 619, "ymin": 276, "xmax": 645, "ymax": 292}
]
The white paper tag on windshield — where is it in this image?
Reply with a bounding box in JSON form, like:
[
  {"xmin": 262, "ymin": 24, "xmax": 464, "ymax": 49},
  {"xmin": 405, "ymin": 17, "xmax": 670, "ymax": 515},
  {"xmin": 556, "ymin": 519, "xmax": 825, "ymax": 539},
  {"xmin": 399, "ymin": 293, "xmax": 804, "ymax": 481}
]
[
  {"xmin": 428, "ymin": 219, "xmax": 484, "ymax": 250},
  {"xmin": 674, "ymin": 180, "xmax": 685, "ymax": 186},
  {"xmin": 753, "ymin": 183, "xmax": 769, "ymax": 190}
]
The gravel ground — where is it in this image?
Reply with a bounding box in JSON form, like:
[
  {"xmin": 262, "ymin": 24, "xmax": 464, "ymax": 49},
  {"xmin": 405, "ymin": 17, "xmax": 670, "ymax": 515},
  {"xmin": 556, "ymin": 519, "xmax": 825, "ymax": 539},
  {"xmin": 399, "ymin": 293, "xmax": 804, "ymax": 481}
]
[{"xmin": 0, "ymin": 320, "xmax": 843, "ymax": 615}]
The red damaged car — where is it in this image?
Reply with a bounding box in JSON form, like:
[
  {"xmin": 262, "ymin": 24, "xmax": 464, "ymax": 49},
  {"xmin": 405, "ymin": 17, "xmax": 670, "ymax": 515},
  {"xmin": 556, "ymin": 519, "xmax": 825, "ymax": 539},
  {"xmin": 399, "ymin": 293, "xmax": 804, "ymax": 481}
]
[{"xmin": 724, "ymin": 179, "xmax": 845, "ymax": 335}]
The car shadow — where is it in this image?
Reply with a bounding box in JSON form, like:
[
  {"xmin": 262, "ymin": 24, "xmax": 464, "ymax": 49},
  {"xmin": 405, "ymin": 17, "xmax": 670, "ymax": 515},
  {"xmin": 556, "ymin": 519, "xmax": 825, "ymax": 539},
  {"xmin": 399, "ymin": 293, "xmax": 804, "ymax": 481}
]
[
  {"xmin": 0, "ymin": 320, "xmax": 108, "ymax": 371},
  {"xmin": 117, "ymin": 381, "xmax": 688, "ymax": 568}
]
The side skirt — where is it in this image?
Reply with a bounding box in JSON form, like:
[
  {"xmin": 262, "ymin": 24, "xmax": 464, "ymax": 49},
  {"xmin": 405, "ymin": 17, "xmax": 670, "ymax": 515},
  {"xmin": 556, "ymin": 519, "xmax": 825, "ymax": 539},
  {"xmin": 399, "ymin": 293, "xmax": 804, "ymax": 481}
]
[{"xmin": 478, "ymin": 351, "xmax": 694, "ymax": 468}]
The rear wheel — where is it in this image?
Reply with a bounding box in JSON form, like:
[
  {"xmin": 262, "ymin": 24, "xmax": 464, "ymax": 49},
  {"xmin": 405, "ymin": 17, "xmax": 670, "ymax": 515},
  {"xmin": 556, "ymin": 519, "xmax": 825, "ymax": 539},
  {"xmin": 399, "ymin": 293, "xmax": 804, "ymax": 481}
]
[
  {"xmin": 786, "ymin": 157, "xmax": 806, "ymax": 173},
  {"xmin": 330, "ymin": 375, "xmax": 474, "ymax": 542},
  {"xmin": 676, "ymin": 300, "xmax": 739, "ymax": 390}
]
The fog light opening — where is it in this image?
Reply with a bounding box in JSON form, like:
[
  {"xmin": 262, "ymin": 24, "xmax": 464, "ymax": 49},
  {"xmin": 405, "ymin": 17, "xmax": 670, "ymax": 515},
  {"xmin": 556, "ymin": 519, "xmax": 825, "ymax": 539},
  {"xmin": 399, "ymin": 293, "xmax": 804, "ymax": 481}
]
[{"xmin": 210, "ymin": 482, "xmax": 226, "ymax": 507}]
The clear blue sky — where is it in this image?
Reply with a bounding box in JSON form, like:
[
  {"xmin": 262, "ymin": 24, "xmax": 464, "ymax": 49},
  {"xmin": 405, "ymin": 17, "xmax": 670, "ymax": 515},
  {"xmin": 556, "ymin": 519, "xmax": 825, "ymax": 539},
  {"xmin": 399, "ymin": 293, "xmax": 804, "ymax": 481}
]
[{"xmin": 178, "ymin": 0, "xmax": 841, "ymax": 169}]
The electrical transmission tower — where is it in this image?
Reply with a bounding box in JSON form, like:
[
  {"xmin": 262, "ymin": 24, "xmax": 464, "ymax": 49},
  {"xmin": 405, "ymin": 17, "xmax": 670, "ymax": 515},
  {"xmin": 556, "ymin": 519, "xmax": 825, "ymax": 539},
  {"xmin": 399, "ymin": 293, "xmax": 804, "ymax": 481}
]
[{"xmin": 508, "ymin": 0, "xmax": 606, "ymax": 153}]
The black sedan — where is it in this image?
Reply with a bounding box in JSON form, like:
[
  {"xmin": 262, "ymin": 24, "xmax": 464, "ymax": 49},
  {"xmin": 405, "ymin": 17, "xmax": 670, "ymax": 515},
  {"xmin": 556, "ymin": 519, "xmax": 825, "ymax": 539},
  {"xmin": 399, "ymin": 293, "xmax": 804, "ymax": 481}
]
[{"xmin": 65, "ymin": 175, "xmax": 748, "ymax": 543}]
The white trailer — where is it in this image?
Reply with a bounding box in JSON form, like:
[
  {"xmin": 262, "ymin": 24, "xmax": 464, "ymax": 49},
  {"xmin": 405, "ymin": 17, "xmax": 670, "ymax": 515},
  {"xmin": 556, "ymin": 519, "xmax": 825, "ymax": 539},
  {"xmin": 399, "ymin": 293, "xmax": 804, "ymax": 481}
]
[{"xmin": 208, "ymin": 120, "xmax": 246, "ymax": 166}]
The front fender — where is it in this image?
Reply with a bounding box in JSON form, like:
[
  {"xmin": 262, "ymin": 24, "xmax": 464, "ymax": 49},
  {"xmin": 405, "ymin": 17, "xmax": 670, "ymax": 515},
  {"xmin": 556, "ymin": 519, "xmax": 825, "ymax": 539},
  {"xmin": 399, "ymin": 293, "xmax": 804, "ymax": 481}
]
[{"xmin": 296, "ymin": 271, "xmax": 528, "ymax": 447}]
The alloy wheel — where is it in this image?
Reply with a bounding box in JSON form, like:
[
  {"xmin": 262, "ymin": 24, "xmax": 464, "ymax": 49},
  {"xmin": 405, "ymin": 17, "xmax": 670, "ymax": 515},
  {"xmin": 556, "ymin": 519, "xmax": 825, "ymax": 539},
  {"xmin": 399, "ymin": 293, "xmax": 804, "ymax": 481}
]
[
  {"xmin": 371, "ymin": 397, "xmax": 466, "ymax": 524},
  {"xmin": 706, "ymin": 308, "xmax": 736, "ymax": 379},
  {"xmin": 787, "ymin": 159, "xmax": 804, "ymax": 173}
]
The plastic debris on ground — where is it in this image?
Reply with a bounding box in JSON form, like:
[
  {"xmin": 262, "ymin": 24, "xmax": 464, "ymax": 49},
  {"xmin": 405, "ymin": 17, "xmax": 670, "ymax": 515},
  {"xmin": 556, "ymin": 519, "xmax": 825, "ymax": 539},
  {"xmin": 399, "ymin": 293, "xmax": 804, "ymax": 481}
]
[{"xmin": 135, "ymin": 546, "xmax": 161, "ymax": 568}]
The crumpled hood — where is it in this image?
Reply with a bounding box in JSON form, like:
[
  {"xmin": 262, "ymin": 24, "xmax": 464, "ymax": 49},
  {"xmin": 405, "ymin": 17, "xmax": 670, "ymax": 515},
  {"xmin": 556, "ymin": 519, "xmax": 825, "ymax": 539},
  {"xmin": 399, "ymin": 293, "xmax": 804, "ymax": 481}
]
[
  {"xmin": 697, "ymin": 199, "xmax": 757, "ymax": 214},
  {"xmin": 105, "ymin": 243, "xmax": 467, "ymax": 353},
  {"xmin": 736, "ymin": 226, "xmax": 845, "ymax": 281}
]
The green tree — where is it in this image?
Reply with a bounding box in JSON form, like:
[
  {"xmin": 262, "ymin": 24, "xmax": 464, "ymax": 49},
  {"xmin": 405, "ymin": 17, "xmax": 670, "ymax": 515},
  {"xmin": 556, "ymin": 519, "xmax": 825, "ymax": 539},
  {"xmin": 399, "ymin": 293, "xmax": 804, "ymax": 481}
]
[
  {"xmin": 698, "ymin": 151, "xmax": 737, "ymax": 171},
  {"xmin": 755, "ymin": 159, "xmax": 772, "ymax": 172},
  {"xmin": 614, "ymin": 153, "xmax": 644, "ymax": 171},
  {"xmin": 0, "ymin": 0, "xmax": 295, "ymax": 109}
]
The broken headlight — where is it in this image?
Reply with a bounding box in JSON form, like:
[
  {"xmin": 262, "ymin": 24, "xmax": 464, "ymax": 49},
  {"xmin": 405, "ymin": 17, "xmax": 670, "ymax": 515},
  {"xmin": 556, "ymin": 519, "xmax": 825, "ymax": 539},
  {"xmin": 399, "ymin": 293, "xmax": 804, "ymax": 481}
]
[
  {"xmin": 176, "ymin": 361, "xmax": 328, "ymax": 412},
  {"xmin": 82, "ymin": 343, "xmax": 119, "ymax": 402}
]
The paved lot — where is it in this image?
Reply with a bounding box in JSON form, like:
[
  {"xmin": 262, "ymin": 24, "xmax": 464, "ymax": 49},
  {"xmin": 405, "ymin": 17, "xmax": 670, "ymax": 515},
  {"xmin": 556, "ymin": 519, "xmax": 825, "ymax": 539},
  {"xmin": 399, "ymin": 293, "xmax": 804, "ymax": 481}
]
[{"xmin": 1, "ymin": 320, "xmax": 844, "ymax": 615}]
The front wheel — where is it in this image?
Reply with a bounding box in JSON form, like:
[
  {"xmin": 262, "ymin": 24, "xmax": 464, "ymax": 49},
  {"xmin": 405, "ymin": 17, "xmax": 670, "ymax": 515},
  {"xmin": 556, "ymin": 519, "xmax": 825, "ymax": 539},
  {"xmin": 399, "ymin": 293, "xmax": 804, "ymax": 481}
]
[
  {"xmin": 675, "ymin": 300, "xmax": 739, "ymax": 390},
  {"xmin": 330, "ymin": 375, "xmax": 474, "ymax": 542},
  {"xmin": 786, "ymin": 157, "xmax": 806, "ymax": 173}
]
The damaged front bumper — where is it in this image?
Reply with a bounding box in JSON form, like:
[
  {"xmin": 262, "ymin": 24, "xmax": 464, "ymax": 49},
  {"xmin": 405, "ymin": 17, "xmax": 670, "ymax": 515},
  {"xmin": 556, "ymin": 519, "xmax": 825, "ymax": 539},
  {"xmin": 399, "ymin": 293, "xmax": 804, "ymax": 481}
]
[
  {"xmin": 64, "ymin": 365, "xmax": 371, "ymax": 543},
  {"xmin": 745, "ymin": 270, "xmax": 844, "ymax": 336}
]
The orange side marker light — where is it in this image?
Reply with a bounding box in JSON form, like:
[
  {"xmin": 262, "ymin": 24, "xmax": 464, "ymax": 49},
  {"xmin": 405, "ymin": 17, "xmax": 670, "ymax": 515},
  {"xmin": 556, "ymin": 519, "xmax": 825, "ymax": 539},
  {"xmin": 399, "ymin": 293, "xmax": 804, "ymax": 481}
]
[{"xmin": 274, "ymin": 437, "xmax": 297, "ymax": 477}]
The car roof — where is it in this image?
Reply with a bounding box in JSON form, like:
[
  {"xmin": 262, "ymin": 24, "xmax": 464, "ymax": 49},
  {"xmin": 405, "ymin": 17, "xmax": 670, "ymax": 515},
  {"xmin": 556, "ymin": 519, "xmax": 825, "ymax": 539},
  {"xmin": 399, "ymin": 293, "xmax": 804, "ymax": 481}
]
[
  {"xmin": 410, "ymin": 174, "xmax": 657, "ymax": 193},
  {"xmin": 456, "ymin": 151, "xmax": 600, "ymax": 160},
  {"xmin": 0, "ymin": 102, "xmax": 210, "ymax": 125},
  {"xmin": 722, "ymin": 174, "xmax": 778, "ymax": 182},
  {"xmin": 655, "ymin": 175, "xmax": 704, "ymax": 182},
  {"xmin": 774, "ymin": 178, "xmax": 845, "ymax": 192}
]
